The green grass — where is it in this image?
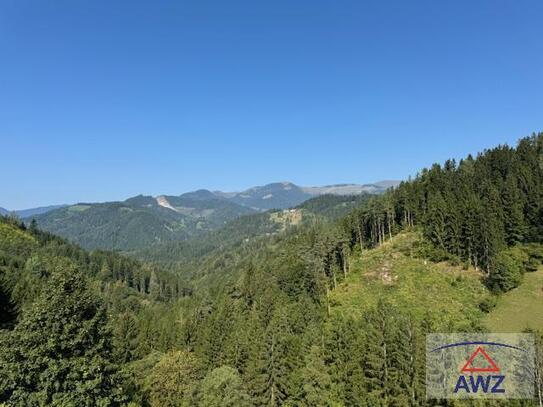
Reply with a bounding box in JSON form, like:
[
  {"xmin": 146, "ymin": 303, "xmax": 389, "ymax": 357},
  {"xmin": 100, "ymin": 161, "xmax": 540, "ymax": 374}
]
[
  {"xmin": 0, "ymin": 222, "xmax": 37, "ymax": 256},
  {"xmin": 484, "ymin": 267, "xmax": 543, "ymax": 332},
  {"xmin": 68, "ymin": 204, "xmax": 91, "ymax": 212},
  {"xmin": 330, "ymin": 232, "xmax": 491, "ymax": 330}
]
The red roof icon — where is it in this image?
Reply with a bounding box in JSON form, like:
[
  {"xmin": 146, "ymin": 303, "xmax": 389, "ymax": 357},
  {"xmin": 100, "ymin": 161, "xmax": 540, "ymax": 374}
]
[{"xmin": 460, "ymin": 346, "xmax": 500, "ymax": 373}]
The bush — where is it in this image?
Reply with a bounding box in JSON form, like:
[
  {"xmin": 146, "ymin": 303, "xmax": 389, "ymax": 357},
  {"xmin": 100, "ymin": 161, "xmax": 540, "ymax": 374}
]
[
  {"xmin": 412, "ymin": 240, "xmax": 452, "ymax": 263},
  {"xmin": 478, "ymin": 296, "xmax": 498, "ymax": 313},
  {"xmin": 487, "ymin": 250, "xmax": 523, "ymax": 293},
  {"xmin": 197, "ymin": 366, "xmax": 251, "ymax": 407},
  {"xmin": 522, "ymin": 244, "xmax": 543, "ymax": 272}
]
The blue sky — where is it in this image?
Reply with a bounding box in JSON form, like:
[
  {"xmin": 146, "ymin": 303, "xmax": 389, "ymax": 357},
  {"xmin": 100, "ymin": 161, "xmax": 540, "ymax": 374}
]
[{"xmin": 1, "ymin": 0, "xmax": 542, "ymax": 209}]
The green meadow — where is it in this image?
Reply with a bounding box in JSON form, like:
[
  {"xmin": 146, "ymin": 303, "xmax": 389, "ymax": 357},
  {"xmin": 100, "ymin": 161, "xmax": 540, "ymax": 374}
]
[
  {"xmin": 330, "ymin": 232, "xmax": 491, "ymax": 329},
  {"xmin": 484, "ymin": 267, "xmax": 543, "ymax": 332}
]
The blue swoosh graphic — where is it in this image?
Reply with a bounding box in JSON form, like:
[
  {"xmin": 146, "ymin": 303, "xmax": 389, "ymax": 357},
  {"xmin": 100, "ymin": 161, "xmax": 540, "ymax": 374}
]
[{"xmin": 430, "ymin": 341, "xmax": 526, "ymax": 353}]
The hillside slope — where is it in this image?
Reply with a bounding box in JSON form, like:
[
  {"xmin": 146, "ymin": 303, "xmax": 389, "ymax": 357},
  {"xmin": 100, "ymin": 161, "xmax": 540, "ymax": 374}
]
[
  {"xmin": 331, "ymin": 231, "xmax": 490, "ymax": 328},
  {"xmin": 484, "ymin": 267, "xmax": 543, "ymax": 332},
  {"xmin": 26, "ymin": 181, "xmax": 394, "ymax": 252},
  {"xmin": 32, "ymin": 195, "xmax": 255, "ymax": 251},
  {"xmin": 134, "ymin": 194, "xmax": 371, "ymax": 264}
]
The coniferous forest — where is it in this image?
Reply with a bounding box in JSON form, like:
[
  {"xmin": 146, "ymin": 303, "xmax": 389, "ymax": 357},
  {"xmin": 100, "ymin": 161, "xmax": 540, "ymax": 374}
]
[{"xmin": 1, "ymin": 133, "xmax": 543, "ymax": 406}]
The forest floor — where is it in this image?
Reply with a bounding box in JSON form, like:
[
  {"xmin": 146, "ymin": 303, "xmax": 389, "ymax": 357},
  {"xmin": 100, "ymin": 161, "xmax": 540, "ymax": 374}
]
[
  {"xmin": 329, "ymin": 232, "xmax": 490, "ymax": 329},
  {"xmin": 484, "ymin": 267, "xmax": 543, "ymax": 332}
]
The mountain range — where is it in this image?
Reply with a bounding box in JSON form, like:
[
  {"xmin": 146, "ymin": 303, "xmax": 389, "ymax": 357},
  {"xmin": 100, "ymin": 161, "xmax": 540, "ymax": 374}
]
[
  {"xmin": 0, "ymin": 204, "xmax": 67, "ymax": 218},
  {"xmin": 17, "ymin": 180, "xmax": 398, "ymax": 251}
]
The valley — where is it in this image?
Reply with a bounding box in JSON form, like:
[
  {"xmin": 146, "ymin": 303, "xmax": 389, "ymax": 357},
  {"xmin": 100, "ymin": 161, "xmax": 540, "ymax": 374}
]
[
  {"xmin": 1, "ymin": 134, "xmax": 542, "ymax": 406},
  {"xmin": 2, "ymin": 2, "xmax": 542, "ymax": 405},
  {"xmin": 23, "ymin": 181, "xmax": 393, "ymax": 252}
]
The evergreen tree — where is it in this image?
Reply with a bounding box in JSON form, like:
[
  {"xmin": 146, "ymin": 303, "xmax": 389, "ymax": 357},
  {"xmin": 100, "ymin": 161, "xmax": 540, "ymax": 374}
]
[
  {"xmin": 197, "ymin": 366, "xmax": 252, "ymax": 407},
  {"xmin": 363, "ymin": 300, "xmax": 393, "ymax": 403},
  {"xmin": 247, "ymin": 309, "xmax": 297, "ymax": 406},
  {"xmin": 0, "ymin": 279, "xmax": 16, "ymax": 328},
  {"xmin": 424, "ymin": 192, "xmax": 447, "ymax": 251},
  {"xmin": 0, "ymin": 267, "xmax": 125, "ymax": 406},
  {"xmin": 324, "ymin": 314, "xmax": 365, "ymax": 405},
  {"xmin": 144, "ymin": 350, "xmax": 201, "ymax": 407},
  {"xmin": 300, "ymin": 345, "xmax": 332, "ymax": 407},
  {"xmin": 487, "ymin": 250, "xmax": 523, "ymax": 293},
  {"xmin": 112, "ymin": 312, "xmax": 139, "ymax": 363},
  {"xmin": 502, "ymin": 174, "xmax": 526, "ymax": 245}
]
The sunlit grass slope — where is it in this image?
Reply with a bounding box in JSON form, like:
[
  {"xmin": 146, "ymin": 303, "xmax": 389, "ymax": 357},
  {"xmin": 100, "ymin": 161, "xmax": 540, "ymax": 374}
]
[
  {"xmin": 330, "ymin": 232, "xmax": 491, "ymax": 329},
  {"xmin": 484, "ymin": 267, "xmax": 543, "ymax": 332},
  {"xmin": 0, "ymin": 221, "xmax": 37, "ymax": 256}
]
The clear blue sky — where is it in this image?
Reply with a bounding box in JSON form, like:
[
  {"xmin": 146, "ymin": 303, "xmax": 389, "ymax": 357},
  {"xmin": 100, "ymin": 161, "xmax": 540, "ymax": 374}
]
[{"xmin": 1, "ymin": 0, "xmax": 542, "ymax": 209}]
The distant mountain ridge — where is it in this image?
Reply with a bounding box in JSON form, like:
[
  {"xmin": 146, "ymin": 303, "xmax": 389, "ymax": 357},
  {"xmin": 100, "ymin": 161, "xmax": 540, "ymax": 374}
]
[
  {"xmin": 0, "ymin": 205, "xmax": 67, "ymax": 218},
  {"xmin": 177, "ymin": 180, "xmax": 399, "ymax": 211},
  {"xmin": 301, "ymin": 181, "xmax": 399, "ymax": 196},
  {"xmin": 25, "ymin": 180, "xmax": 399, "ymax": 251}
]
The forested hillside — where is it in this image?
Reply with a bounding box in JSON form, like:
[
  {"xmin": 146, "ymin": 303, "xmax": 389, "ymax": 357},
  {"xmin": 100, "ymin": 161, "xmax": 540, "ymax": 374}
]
[
  {"xmin": 27, "ymin": 182, "xmax": 391, "ymax": 253},
  {"xmin": 0, "ymin": 205, "xmax": 66, "ymax": 218},
  {"xmin": 1, "ymin": 134, "xmax": 542, "ymax": 406},
  {"xmin": 0, "ymin": 215, "xmax": 191, "ymax": 405},
  {"xmin": 134, "ymin": 193, "xmax": 372, "ymax": 266},
  {"xmin": 31, "ymin": 195, "xmax": 256, "ymax": 251},
  {"xmin": 344, "ymin": 133, "xmax": 543, "ymax": 292}
]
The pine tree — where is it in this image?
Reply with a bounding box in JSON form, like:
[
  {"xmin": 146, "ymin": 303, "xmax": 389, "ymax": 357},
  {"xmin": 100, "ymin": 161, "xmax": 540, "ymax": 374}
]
[
  {"xmin": 363, "ymin": 300, "xmax": 394, "ymax": 402},
  {"xmin": 197, "ymin": 366, "xmax": 252, "ymax": 407},
  {"xmin": 424, "ymin": 192, "xmax": 447, "ymax": 250},
  {"xmin": 502, "ymin": 174, "xmax": 526, "ymax": 245},
  {"xmin": 487, "ymin": 250, "xmax": 523, "ymax": 293},
  {"xmin": 199, "ymin": 297, "xmax": 236, "ymax": 369},
  {"xmin": 112, "ymin": 312, "xmax": 139, "ymax": 363},
  {"xmin": 247, "ymin": 309, "xmax": 297, "ymax": 406},
  {"xmin": 300, "ymin": 346, "xmax": 332, "ymax": 407},
  {"xmin": 0, "ymin": 267, "xmax": 125, "ymax": 406},
  {"xmin": 476, "ymin": 182, "xmax": 505, "ymax": 273}
]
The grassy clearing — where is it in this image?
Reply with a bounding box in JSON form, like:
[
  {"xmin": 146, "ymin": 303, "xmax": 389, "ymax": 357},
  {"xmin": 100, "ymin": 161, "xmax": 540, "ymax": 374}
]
[
  {"xmin": 0, "ymin": 222, "xmax": 37, "ymax": 255},
  {"xmin": 68, "ymin": 204, "xmax": 91, "ymax": 212},
  {"xmin": 270, "ymin": 209, "xmax": 304, "ymax": 230},
  {"xmin": 330, "ymin": 232, "xmax": 491, "ymax": 329},
  {"xmin": 484, "ymin": 267, "xmax": 543, "ymax": 332}
]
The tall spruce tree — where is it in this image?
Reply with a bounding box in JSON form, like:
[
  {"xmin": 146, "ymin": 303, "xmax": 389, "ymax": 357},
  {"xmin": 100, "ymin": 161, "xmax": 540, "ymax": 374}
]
[
  {"xmin": 502, "ymin": 173, "xmax": 526, "ymax": 245},
  {"xmin": 0, "ymin": 266, "xmax": 124, "ymax": 406}
]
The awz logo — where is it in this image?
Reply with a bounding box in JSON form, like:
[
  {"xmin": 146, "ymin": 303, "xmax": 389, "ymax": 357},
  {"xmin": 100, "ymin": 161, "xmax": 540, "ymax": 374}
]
[
  {"xmin": 453, "ymin": 346, "xmax": 505, "ymax": 394},
  {"xmin": 426, "ymin": 335, "xmax": 535, "ymax": 399}
]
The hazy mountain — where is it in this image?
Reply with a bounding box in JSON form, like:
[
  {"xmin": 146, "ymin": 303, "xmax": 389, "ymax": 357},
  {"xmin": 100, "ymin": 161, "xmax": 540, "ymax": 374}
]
[
  {"xmin": 158, "ymin": 194, "xmax": 255, "ymax": 227},
  {"xmin": 29, "ymin": 180, "xmax": 398, "ymax": 251},
  {"xmin": 17, "ymin": 205, "xmax": 68, "ymax": 218},
  {"xmin": 212, "ymin": 180, "xmax": 399, "ymax": 211},
  {"xmin": 0, "ymin": 205, "xmax": 67, "ymax": 218},
  {"xmin": 372, "ymin": 180, "xmax": 401, "ymax": 189},
  {"xmin": 179, "ymin": 189, "xmax": 223, "ymax": 201},
  {"xmin": 32, "ymin": 194, "xmax": 255, "ymax": 251},
  {"xmin": 227, "ymin": 182, "xmax": 311, "ymax": 210},
  {"xmin": 301, "ymin": 182, "xmax": 398, "ymax": 196},
  {"xmin": 134, "ymin": 193, "xmax": 373, "ymax": 264}
]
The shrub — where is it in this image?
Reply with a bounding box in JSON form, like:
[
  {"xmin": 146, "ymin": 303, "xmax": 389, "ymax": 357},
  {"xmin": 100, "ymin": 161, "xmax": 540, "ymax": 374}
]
[
  {"xmin": 487, "ymin": 250, "xmax": 523, "ymax": 293},
  {"xmin": 478, "ymin": 296, "xmax": 498, "ymax": 313}
]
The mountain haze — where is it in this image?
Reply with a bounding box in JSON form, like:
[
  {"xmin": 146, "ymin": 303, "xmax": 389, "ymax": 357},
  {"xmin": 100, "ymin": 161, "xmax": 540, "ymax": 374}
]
[
  {"xmin": 29, "ymin": 181, "xmax": 396, "ymax": 251},
  {"xmin": 0, "ymin": 205, "xmax": 66, "ymax": 218}
]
